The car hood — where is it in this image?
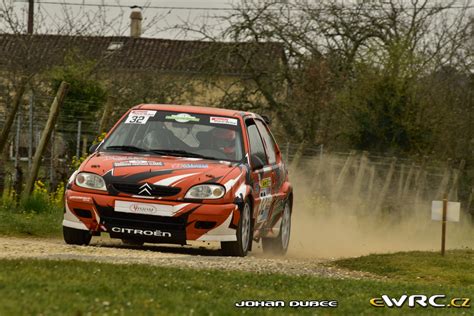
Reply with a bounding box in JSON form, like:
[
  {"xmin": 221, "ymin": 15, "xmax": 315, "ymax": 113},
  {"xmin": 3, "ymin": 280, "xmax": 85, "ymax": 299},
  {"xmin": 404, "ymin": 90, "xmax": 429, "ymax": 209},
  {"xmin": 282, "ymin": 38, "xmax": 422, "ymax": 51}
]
[{"xmin": 80, "ymin": 152, "xmax": 239, "ymax": 188}]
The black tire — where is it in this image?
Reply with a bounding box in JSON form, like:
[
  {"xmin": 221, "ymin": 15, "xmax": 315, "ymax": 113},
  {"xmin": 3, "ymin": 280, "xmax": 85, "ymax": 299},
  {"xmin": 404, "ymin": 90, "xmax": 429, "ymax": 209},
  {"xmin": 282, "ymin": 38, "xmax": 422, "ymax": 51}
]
[
  {"xmin": 121, "ymin": 239, "xmax": 144, "ymax": 247},
  {"xmin": 63, "ymin": 226, "xmax": 92, "ymax": 246},
  {"xmin": 262, "ymin": 201, "xmax": 291, "ymax": 256},
  {"xmin": 221, "ymin": 201, "xmax": 252, "ymax": 257}
]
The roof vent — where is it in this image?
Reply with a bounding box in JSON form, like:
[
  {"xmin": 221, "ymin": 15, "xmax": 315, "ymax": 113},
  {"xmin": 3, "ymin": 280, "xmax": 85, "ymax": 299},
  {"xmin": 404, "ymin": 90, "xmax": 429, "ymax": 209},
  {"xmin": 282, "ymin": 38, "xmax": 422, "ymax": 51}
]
[{"xmin": 107, "ymin": 42, "xmax": 124, "ymax": 51}]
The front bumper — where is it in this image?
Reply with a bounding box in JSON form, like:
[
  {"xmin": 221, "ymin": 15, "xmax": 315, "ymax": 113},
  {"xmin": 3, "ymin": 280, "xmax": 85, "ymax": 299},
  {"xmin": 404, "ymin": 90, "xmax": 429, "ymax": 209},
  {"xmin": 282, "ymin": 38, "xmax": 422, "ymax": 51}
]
[{"xmin": 63, "ymin": 190, "xmax": 239, "ymax": 243}]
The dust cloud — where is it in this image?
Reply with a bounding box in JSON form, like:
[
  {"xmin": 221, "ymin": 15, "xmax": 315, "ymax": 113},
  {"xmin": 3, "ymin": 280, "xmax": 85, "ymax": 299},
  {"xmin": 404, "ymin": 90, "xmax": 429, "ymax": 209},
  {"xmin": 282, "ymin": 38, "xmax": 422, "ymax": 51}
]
[{"xmin": 286, "ymin": 154, "xmax": 474, "ymax": 259}]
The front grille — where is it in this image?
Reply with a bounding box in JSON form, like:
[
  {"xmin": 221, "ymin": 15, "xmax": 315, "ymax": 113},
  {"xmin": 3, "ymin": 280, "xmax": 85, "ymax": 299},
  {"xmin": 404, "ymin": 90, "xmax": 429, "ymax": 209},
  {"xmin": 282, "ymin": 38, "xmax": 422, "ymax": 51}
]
[{"xmin": 112, "ymin": 183, "xmax": 181, "ymax": 197}]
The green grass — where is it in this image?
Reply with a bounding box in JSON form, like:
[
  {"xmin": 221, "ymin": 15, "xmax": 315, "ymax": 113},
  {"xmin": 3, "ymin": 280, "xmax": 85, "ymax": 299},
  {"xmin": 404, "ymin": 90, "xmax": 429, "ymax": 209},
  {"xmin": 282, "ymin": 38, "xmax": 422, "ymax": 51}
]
[
  {"xmin": 333, "ymin": 249, "xmax": 474, "ymax": 286},
  {"xmin": 0, "ymin": 209, "xmax": 62, "ymax": 237},
  {"xmin": 0, "ymin": 258, "xmax": 472, "ymax": 316},
  {"xmin": 0, "ymin": 184, "xmax": 63, "ymax": 237}
]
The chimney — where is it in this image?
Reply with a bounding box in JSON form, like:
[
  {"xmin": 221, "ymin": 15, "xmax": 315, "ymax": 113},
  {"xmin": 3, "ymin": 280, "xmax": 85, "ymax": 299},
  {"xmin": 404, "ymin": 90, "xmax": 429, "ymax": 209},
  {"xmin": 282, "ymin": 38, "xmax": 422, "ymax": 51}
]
[{"xmin": 130, "ymin": 6, "xmax": 143, "ymax": 38}]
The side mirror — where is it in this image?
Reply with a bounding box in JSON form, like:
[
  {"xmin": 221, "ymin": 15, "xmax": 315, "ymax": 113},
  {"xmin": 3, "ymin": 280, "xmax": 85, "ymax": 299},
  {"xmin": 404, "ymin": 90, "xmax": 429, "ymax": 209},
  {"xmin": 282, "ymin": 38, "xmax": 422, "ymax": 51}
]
[
  {"xmin": 250, "ymin": 154, "xmax": 265, "ymax": 171},
  {"xmin": 89, "ymin": 143, "xmax": 99, "ymax": 154}
]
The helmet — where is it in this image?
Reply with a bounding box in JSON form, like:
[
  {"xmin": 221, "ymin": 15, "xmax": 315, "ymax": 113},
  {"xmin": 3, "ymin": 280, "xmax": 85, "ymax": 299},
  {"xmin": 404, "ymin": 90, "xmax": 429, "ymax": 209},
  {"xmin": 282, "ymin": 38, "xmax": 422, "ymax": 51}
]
[
  {"xmin": 212, "ymin": 128, "xmax": 236, "ymax": 156},
  {"xmin": 143, "ymin": 130, "xmax": 163, "ymax": 149}
]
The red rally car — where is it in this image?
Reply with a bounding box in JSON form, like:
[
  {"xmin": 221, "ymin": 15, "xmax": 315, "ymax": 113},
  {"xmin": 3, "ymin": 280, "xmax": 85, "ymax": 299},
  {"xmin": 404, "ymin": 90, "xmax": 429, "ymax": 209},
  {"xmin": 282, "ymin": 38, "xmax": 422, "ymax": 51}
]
[{"xmin": 63, "ymin": 104, "xmax": 293, "ymax": 256}]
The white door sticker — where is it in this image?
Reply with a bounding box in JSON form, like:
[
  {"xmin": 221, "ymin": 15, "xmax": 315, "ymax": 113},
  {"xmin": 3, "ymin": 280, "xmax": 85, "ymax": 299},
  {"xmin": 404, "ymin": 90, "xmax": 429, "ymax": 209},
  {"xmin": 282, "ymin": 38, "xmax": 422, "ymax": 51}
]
[{"xmin": 125, "ymin": 110, "xmax": 157, "ymax": 124}]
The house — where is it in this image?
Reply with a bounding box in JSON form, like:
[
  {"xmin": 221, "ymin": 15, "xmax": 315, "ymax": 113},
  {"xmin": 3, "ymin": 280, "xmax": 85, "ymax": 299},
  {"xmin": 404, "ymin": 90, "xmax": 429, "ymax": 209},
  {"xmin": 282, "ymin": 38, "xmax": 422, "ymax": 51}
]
[
  {"xmin": 0, "ymin": 9, "xmax": 286, "ymax": 111},
  {"xmin": 0, "ymin": 9, "xmax": 286, "ymax": 166}
]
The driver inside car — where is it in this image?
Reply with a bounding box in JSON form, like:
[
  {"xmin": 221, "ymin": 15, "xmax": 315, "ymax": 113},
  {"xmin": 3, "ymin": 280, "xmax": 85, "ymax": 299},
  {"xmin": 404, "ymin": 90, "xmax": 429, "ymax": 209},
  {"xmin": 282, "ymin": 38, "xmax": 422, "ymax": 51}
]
[{"xmin": 212, "ymin": 128, "xmax": 237, "ymax": 160}]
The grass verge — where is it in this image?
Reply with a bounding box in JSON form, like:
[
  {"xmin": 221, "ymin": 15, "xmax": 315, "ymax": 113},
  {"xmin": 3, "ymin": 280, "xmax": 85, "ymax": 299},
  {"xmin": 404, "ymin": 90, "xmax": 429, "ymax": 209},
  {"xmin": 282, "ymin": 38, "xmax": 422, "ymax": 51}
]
[
  {"xmin": 0, "ymin": 181, "xmax": 64, "ymax": 237},
  {"xmin": 0, "ymin": 209, "xmax": 62, "ymax": 237},
  {"xmin": 0, "ymin": 256, "xmax": 472, "ymax": 316},
  {"xmin": 333, "ymin": 249, "xmax": 474, "ymax": 286}
]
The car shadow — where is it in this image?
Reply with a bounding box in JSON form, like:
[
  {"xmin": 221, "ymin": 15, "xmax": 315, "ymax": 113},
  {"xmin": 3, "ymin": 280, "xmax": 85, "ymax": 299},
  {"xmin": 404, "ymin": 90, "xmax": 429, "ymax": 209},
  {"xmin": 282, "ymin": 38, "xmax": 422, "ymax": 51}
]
[{"xmin": 91, "ymin": 242, "xmax": 226, "ymax": 257}]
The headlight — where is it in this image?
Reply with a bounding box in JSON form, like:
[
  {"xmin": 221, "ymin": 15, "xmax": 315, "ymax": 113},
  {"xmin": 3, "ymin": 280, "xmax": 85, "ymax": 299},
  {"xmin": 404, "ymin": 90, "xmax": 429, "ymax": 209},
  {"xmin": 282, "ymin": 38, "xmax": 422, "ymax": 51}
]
[
  {"xmin": 185, "ymin": 184, "xmax": 225, "ymax": 199},
  {"xmin": 75, "ymin": 172, "xmax": 107, "ymax": 191}
]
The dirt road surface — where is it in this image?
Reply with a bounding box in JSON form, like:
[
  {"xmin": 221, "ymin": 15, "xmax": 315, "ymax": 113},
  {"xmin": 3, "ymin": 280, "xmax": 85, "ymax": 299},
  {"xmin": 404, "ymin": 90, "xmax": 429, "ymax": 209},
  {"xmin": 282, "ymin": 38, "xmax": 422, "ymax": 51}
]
[{"xmin": 0, "ymin": 237, "xmax": 373, "ymax": 279}]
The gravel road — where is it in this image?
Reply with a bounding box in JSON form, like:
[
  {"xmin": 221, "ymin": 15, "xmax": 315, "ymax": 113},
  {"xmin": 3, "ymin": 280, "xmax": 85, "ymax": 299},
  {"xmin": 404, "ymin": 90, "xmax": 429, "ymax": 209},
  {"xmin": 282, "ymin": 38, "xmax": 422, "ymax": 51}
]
[{"xmin": 0, "ymin": 237, "xmax": 374, "ymax": 279}]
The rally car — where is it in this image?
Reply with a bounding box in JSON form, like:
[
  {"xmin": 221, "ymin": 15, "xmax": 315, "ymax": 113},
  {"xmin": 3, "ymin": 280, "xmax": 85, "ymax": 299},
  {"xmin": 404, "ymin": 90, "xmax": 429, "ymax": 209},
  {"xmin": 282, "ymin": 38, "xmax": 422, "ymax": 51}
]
[{"xmin": 63, "ymin": 104, "xmax": 293, "ymax": 256}]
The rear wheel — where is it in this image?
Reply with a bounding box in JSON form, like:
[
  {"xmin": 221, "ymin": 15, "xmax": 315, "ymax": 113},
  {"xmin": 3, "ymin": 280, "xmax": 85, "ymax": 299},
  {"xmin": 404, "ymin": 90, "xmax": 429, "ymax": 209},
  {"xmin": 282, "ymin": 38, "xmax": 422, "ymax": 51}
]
[
  {"xmin": 63, "ymin": 226, "xmax": 92, "ymax": 246},
  {"xmin": 262, "ymin": 201, "xmax": 291, "ymax": 256},
  {"xmin": 221, "ymin": 201, "xmax": 252, "ymax": 257}
]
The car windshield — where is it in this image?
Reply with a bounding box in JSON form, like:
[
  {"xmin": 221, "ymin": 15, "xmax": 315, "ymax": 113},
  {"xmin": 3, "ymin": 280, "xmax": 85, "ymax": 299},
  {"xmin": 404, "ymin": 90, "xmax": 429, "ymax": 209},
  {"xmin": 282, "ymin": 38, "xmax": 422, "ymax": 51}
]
[{"xmin": 100, "ymin": 110, "xmax": 245, "ymax": 162}]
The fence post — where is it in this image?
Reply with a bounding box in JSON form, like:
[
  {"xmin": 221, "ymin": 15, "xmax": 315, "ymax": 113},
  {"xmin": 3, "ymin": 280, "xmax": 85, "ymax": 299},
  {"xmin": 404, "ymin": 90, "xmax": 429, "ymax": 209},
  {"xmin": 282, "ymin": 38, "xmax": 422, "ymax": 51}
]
[
  {"xmin": 50, "ymin": 128, "xmax": 55, "ymax": 190},
  {"xmin": 449, "ymin": 160, "xmax": 465, "ymax": 201},
  {"xmin": 401, "ymin": 162, "xmax": 416, "ymax": 199},
  {"xmin": 14, "ymin": 113, "xmax": 21, "ymax": 171},
  {"xmin": 374, "ymin": 157, "xmax": 397, "ymax": 213},
  {"xmin": 28, "ymin": 91, "xmax": 34, "ymax": 171},
  {"xmin": 76, "ymin": 120, "xmax": 82, "ymax": 158},
  {"xmin": 352, "ymin": 151, "xmax": 368, "ymax": 201},
  {"xmin": 436, "ymin": 159, "xmax": 452, "ymax": 199},
  {"xmin": 99, "ymin": 95, "xmax": 115, "ymax": 134},
  {"xmin": 332, "ymin": 150, "xmax": 356, "ymax": 200},
  {"xmin": 21, "ymin": 82, "xmax": 69, "ymax": 201}
]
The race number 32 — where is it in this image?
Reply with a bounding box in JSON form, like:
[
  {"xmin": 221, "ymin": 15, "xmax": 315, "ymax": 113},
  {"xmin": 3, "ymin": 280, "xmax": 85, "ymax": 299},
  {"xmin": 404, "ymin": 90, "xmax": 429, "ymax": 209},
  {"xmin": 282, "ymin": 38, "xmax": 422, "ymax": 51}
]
[{"xmin": 125, "ymin": 110, "xmax": 156, "ymax": 124}]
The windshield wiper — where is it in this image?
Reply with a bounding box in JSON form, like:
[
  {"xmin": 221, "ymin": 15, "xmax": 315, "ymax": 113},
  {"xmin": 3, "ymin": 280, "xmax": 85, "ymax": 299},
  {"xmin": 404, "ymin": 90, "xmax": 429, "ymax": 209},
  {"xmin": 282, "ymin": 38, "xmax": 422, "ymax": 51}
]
[
  {"xmin": 148, "ymin": 149, "xmax": 218, "ymax": 160},
  {"xmin": 104, "ymin": 145, "xmax": 148, "ymax": 153}
]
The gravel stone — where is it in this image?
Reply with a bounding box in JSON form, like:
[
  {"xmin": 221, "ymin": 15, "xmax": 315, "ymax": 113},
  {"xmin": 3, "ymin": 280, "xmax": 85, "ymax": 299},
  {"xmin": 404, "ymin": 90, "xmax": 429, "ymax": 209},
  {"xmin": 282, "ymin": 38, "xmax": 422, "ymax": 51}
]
[{"xmin": 0, "ymin": 237, "xmax": 375, "ymax": 279}]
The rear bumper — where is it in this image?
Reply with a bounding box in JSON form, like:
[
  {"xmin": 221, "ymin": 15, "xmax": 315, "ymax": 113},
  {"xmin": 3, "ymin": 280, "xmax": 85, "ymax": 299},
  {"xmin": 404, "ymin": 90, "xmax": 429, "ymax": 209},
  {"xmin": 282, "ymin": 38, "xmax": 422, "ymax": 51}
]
[{"xmin": 63, "ymin": 190, "xmax": 239, "ymax": 243}]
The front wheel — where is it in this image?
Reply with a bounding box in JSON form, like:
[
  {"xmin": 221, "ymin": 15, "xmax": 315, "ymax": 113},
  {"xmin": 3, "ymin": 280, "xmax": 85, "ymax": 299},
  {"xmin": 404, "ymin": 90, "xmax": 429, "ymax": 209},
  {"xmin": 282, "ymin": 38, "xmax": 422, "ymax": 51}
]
[
  {"xmin": 262, "ymin": 201, "xmax": 291, "ymax": 256},
  {"xmin": 63, "ymin": 226, "xmax": 92, "ymax": 246},
  {"xmin": 221, "ymin": 201, "xmax": 252, "ymax": 257}
]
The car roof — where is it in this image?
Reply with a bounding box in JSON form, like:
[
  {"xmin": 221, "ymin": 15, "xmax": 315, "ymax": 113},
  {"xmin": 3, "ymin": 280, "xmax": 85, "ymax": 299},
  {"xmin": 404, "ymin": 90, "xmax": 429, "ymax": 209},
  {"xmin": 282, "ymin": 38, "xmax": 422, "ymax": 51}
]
[{"xmin": 134, "ymin": 104, "xmax": 257, "ymax": 118}]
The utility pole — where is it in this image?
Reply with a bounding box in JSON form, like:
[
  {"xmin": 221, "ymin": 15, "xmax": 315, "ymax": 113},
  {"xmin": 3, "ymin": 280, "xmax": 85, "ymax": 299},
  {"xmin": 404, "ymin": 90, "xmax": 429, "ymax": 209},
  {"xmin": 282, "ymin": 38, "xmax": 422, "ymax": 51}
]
[{"xmin": 27, "ymin": 0, "xmax": 34, "ymax": 34}]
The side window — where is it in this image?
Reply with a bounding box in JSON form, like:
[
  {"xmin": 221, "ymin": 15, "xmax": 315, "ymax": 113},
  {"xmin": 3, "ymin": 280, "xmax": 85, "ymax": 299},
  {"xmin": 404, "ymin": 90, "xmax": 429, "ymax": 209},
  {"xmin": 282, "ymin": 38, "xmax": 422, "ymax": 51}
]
[
  {"xmin": 246, "ymin": 120, "xmax": 267, "ymax": 165},
  {"xmin": 255, "ymin": 120, "xmax": 277, "ymax": 165}
]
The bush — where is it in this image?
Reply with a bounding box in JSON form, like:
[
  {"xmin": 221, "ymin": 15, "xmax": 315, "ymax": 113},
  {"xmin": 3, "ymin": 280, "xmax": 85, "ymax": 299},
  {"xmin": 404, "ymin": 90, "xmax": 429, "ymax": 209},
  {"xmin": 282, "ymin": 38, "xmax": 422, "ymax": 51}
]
[{"xmin": 0, "ymin": 181, "xmax": 64, "ymax": 237}]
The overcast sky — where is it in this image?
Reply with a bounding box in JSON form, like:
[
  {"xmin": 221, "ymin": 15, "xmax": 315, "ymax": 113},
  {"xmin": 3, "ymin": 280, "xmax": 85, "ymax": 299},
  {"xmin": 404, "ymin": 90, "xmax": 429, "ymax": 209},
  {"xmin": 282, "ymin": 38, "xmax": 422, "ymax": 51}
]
[
  {"xmin": 11, "ymin": 0, "xmax": 238, "ymax": 38},
  {"xmin": 9, "ymin": 0, "xmax": 473, "ymax": 39}
]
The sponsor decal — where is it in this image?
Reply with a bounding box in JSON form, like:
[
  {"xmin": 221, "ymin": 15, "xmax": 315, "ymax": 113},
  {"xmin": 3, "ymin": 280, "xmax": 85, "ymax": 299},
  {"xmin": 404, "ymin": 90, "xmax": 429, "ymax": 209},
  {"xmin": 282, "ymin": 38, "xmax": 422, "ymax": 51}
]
[
  {"xmin": 171, "ymin": 163, "xmax": 208, "ymax": 169},
  {"xmin": 260, "ymin": 188, "xmax": 271, "ymax": 197},
  {"xmin": 103, "ymin": 156, "xmax": 144, "ymax": 161},
  {"xmin": 253, "ymin": 182, "xmax": 260, "ymax": 194},
  {"xmin": 210, "ymin": 116, "xmax": 238, "ymax": 126},
  {"xmin": 129, "ymin": 202, "xmax": 157, "ymax": 213},
  {"xmin": 115, "ymin": 200, "xmax": 189, "ymax": 217},
  {"xmin": 257, "ymin": 196, "xmax": 272, "ymax": 223},
  {"xmin": 113, "ymin": 160, "xmax": 164, "ymax": 168},
  {"xmin": 370, "ymin": 295, "xmax": 470, "ymax": 309},
  {"xmin": 68, "ymin": 195, "xmax": 93, "ymax": 203},
  {"xmin": 235, "ymin": 300, "xmax": 338, "ymax": 308},
  {"xmin": 125, "ymin": 110, "xmax": 156, "ymax": 124},
  {"xmin": 260, "ymin": 177, "xmax": 272, "ymax": 189},
  {"xmin": 111, "ymin": 227, "xmax": 172, "ymax": 237},
  {"xmin": 165, "ymin": 113, "xmax": 200, "ymax": 123}
]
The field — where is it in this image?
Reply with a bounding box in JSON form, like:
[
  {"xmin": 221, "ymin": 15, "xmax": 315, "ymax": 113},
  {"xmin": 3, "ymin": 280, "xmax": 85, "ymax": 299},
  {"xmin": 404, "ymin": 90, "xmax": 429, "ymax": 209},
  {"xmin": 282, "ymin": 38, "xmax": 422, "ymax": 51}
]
[{"xmin": 0, "ymin": 250, "xmax": 472, "ymax": 315}]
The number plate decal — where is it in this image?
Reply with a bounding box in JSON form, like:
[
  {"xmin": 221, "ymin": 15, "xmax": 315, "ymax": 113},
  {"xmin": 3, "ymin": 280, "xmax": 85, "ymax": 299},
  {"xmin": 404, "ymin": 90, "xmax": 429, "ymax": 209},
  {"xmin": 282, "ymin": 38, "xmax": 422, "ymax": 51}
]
[{"xmin": 125, "ymin": 110, "xmax": 157, "ymax": 124}]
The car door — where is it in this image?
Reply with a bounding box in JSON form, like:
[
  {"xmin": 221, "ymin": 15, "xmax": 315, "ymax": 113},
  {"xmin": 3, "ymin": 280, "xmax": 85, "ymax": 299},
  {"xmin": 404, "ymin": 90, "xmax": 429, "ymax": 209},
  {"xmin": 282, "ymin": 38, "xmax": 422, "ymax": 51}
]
[
  {"xmin": 254, "ymin": 119, "xmax": 286, "ymax": 230},
  {"xmin": 245, "ymin": 119, "xmax": 273, "ymax": 231}
]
